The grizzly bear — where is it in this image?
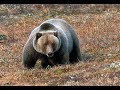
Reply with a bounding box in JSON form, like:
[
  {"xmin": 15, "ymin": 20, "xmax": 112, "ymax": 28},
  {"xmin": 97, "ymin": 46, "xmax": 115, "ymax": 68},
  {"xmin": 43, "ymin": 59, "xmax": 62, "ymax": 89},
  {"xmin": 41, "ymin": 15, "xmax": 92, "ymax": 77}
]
[{"xmin": 22, "ymin": 18, "xmax": 82, "ymax": 69}]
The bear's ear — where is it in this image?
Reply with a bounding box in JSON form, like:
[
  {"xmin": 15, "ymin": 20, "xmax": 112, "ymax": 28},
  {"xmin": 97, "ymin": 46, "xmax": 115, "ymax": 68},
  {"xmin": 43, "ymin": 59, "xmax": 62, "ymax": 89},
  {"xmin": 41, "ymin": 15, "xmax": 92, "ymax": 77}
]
[
  {"xmin": 36, "ymin": 33, "xmax": 42, "ymax": 39},
  {"xmin": 53, "ymin": 31, "xmax": 58, "ymax": 37}
]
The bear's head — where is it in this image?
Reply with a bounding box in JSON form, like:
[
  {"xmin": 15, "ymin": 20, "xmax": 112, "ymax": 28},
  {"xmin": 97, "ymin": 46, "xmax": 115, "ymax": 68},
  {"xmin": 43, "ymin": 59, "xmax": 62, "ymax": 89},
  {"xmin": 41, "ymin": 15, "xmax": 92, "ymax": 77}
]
[{"xmin": 33, "ymin": 31, "xmax": 61, "ymax": 57}]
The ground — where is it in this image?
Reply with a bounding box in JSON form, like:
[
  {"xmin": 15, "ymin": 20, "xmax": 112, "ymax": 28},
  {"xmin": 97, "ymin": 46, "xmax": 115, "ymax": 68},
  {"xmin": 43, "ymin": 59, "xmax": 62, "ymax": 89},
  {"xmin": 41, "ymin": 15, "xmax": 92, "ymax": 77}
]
[{"xmin": 0, "ymin": 5, "xmax": 120, "ymax": 86}]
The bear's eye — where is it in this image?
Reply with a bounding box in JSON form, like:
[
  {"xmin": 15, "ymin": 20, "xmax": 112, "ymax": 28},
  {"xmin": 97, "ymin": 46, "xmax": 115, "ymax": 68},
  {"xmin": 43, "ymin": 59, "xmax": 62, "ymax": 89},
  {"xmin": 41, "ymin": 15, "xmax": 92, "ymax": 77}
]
[
  {"xmin": 52, "ymin": 43, "xmax": 55, "ymax": 47},
  {"xmin": 44, "ymin": 43, "xmax": 47, "ymax": 46}
]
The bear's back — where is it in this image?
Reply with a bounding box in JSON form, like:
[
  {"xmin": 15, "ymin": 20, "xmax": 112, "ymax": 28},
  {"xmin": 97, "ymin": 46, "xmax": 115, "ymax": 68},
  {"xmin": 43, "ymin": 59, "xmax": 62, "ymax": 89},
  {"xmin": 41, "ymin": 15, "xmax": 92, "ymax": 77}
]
[
  {"xmin": 42, "ymin": 19, "xmax": 72, "ymax": 32},
  {"xmin": 40, "ymin": 19, "xmax": 73, "ymax": 38}
]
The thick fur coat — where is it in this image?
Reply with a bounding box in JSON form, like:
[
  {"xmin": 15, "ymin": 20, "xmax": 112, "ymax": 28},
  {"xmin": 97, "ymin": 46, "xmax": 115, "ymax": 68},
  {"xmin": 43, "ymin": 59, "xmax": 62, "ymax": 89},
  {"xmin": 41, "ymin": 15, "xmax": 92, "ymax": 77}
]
[{"xmin": 22, "ymin": 19, "xmax": 82, "ymax": 69}]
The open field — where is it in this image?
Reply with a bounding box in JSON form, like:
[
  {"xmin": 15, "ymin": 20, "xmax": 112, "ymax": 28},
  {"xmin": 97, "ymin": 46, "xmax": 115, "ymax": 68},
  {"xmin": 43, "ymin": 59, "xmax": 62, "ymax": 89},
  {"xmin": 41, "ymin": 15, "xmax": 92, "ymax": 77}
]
[{"xmin": 0, "ymin": 5, "xmax": 120, "ymax": 86}]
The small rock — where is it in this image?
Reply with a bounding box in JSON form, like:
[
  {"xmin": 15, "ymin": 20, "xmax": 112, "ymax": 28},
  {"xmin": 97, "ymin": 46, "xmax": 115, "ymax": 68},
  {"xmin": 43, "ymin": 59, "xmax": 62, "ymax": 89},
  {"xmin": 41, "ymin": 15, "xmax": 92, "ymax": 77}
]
[
  {"xmin": 0, "ymin": 34, "xmax": 7, "ymax": 42},
  {"xmin": 104, "ymin": 61, "xmax": 120, "ymax": 69},
  {"xmin": 109, "ymin": 62, "xmax": 120, "ymax": 68}
]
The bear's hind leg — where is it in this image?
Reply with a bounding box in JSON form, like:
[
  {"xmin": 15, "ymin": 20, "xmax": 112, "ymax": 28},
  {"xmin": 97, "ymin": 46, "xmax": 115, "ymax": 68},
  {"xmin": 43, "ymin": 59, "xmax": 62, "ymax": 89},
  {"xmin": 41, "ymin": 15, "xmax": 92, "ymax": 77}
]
[
  {"xmin": 70, "ymin": 37, "xmax": 82, "ymax": 62},
  {"xmin": 69, "ymin": 27, "xmax": 82, "ymax": 61},
  {"xmin": 73, "ymin": 43, "xmax": 82, "ymax": 61},
  {"xmin": 60, "ymin": 52, "xmax": 70, "ymax": 65},
  {"xmin": 69, "ymin": 49, "xmax": 78, "ymax": 63}
]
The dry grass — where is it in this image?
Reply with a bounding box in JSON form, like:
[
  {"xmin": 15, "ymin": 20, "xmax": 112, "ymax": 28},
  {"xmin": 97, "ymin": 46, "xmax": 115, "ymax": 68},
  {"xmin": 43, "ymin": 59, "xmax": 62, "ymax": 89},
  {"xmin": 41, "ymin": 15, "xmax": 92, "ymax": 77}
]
[{"xmin": 0, "ymin": 9, "xmax": 120, "ymax": 86}]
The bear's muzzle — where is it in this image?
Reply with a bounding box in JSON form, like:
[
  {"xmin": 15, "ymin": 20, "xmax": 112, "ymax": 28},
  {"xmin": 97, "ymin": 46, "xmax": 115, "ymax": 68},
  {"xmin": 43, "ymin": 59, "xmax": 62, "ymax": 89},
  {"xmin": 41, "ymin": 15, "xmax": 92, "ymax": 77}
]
[{"xmin": 47, "ymin": 52, "xmax": 54, "ymax": 57}]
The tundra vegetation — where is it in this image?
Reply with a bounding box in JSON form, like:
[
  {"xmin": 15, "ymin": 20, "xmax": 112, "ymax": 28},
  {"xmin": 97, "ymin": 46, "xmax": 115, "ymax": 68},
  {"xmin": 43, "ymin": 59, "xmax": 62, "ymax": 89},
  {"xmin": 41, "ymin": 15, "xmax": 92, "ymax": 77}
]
[{"xmin": 0, "ymin": 4, "xmax": 120, "ymax": 86}]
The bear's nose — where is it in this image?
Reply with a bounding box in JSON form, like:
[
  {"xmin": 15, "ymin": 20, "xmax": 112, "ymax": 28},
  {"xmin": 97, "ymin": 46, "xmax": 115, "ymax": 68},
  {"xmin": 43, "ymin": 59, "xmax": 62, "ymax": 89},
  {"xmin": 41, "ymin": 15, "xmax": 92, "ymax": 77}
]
[{"xmin": 47, "ymin": 52, "xmax": 54, "ymax": 57}]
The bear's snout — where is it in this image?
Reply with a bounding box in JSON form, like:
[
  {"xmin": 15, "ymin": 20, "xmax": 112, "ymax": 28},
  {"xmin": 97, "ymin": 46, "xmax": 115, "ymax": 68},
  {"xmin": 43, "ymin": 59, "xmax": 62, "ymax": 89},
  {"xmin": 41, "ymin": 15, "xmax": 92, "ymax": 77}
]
[{"xmin": 47, "ymin": 52, "xmax": 54, "ymax": 57}]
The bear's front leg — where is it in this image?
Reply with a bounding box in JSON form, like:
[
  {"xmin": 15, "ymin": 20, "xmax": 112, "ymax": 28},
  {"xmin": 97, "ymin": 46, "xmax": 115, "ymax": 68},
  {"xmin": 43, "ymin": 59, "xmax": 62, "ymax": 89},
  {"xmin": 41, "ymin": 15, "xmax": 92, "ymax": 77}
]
[
  {"xmin": 22, "ymin": 48, "xmax": 38, "ymax": 69},
  {"xmin": 40, "ymin": 55, "xmax": 49, "ymax": 68},
  {"xmin": 22, "ymin": 40, "xmax": 39, "ymax": 69}
]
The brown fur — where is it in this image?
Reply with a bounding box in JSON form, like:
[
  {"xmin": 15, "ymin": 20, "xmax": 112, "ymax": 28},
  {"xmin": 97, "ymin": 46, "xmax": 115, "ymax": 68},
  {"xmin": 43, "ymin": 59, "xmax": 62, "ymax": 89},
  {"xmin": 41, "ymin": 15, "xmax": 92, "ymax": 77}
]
[
  {"xmin": 22, "ymin": 18, "xmax": 82, "ymax": 69},
  {"xmin": 36, "ymin": 33, "xmax": 59, "ymax": 56}
]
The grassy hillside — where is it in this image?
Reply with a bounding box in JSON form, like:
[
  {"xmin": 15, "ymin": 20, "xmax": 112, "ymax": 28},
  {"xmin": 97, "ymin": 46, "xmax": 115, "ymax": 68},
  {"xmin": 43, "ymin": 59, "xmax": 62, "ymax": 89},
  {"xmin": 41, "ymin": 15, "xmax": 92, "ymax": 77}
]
[{"xmin": 0, "ymin": 4, "xmax": 120, "ymax": 86}]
